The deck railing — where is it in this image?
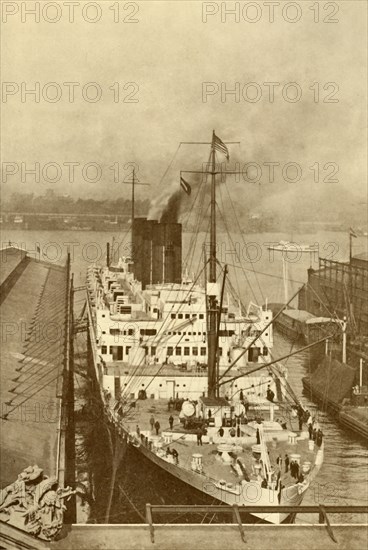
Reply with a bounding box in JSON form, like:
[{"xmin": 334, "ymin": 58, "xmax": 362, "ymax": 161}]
[{"xmin": 145, "ymin": 503, "xmax": 368, "ymax": 544}]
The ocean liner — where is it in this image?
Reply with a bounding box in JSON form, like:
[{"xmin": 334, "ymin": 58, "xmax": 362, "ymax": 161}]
[{"xmin": 86, "ymin": 132, "xmax": 324, "ymax": 524}]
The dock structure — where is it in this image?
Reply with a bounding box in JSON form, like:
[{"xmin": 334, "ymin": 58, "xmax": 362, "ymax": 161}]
[
  {"xmin": 0, "ymin": 245, "xmax": 75, "ymax": 520},
  {"xmin": 1, "ymin": 505, "xmax": 367, "ymax": 550}
]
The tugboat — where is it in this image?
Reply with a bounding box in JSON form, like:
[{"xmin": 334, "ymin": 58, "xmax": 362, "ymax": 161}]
[{"xmin": 86, "ymin": 132, "xmax": 325, "ymax": 524}]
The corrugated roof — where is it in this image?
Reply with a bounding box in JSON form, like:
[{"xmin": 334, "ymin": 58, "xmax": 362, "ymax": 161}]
[{"xmin": 0, "ymin": 254, "xmax": 69, "ymax": 485}]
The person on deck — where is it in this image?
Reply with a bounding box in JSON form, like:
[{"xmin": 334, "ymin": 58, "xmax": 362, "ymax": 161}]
[
  {"xmin": 276, "ymin": 454, "xmax": 283, "ymax": 470},
  {"xmin": 154, "ymin": 420, "xmax": 160, "ymax": 435},
  {"xmin": 266, "ymin": 385, "xmax": 275, "ymax": 402},
  {"xmin": 239, "ymin": 389, "xmax": 244, "ymax": 401},
  {"xmin": 150, "ymin": 415, "xmax": 155, "ymax": 432},
  {"xmin": 218, "ymin": 427, "xmax": 224, "ymax": 437},
  {"xmin": 169, "ymin": 415, "xmax": 174, "ymax": 429},
  {"xmin": 296, "ymin": 405, "xmax": 304, "ymax": 429},
  {"xmin": 172, "ymin": 448, "xmax": 179, "ymax": 464},
  {"xmin": 293, "ymin": 462, "xmax": 300, "ymax": 479},
  {"xmin": 285, "ymin": 454, "xmax": 290, "ymax": 473},
  {"xmin": 196, "ymin": 427, "xmax": 203, "ymax": 446},
  {"xmin": 256, "ymin": 428, "xmax": 260, "ymax": 444},
  {"xmin": 308, "ymin": 423, "xmax": 313, "ymax": 440},
  {"xmin": 316, "ymin": 429, "xmax": 323, "ymax": 447},
  {"xmin": 243, "ymin": 396, "xmax": 249, "ymax": 413}
]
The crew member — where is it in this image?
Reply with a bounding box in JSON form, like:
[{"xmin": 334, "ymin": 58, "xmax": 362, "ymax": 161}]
[
  {"xmin": 266, "ymin": 385, "xmax": 275, "ymax": 402},
  {"xmin": 316, "ymin": 429, "xmax": 323, "ymax": 447},
  {"xmin": 285, "ymin": 454, "xmax": 290, "ymax": 473},
  {"xmin": 197, "ymin": 426, "xmax": 203, "ymax": 446}
]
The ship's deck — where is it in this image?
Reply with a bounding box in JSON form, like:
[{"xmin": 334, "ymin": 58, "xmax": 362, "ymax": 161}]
[
  {"xmin": 112, "ymin": 397, "xmax": 319, "ymax": 490},
  {"xmin": 104, "ymin": 360, "xmax": 279, "ymax": 379}
]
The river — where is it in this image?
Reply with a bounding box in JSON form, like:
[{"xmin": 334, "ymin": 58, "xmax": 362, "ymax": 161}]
[{"xmin": 2, "ymin": 228, "xmax": 367, "ymax": 522}]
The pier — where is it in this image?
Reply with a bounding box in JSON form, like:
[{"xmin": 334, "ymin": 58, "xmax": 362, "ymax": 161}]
[
  {"xmin": 1, "ymin": 505, "xmax": 367, "ymax": 549},
  {"xmin": 0, "ymin": 245, "xmax": 75, "ymax": 523}
]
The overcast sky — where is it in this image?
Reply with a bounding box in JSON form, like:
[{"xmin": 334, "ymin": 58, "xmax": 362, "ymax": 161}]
[{"xmin": 2, "ymin": 0, "xmax": 367, "ymax": 209}]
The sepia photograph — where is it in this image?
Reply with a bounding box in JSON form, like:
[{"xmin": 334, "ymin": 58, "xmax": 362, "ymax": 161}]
[{"xmin": 0, "ymin": 1, "xmax": 367, "ymax": 548}]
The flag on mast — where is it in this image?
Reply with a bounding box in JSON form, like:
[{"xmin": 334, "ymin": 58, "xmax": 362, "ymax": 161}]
[
  {"xmin": 213, "ymin": 133, "xmax": 230, "ymax": 161},
  {"xmin": 350, "ymin": 227, "xmax": 358, "ymax": 238},
  {"xmin": 180, "ymin": 176, "xmax": 191, "ymax": 195}
]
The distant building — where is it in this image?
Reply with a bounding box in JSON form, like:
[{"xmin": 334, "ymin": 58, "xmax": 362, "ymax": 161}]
[
  {"xmin": 298, "ymin": 253, "xmax": 368, "ymax": 369},
  {"xmin": 299, "ymin": 253, "xmax": 368, "ymax": 336}
]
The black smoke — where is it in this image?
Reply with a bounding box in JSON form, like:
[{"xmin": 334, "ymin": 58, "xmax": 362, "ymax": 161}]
[{"xmin": 160, "ymin": 190, "xmax": 182, "ymax": 223}]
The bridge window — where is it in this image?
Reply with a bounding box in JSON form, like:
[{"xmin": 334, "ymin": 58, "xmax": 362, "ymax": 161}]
[
  {"xmin": 175, "ymin": 347, "xmax": 181, "ymax": 355},
  {"xmin": 167, "ymin": 347, "xmax": 173, "ymax": 355},
  {"xmin": 101, "ymin": 345, "xmax": 107, "ymax": 354},
  {"xmin": 184, "ymin": 347, "xmax": 190, "ymax": 356},
  {"xmin": 192, "ymin": 347, "xmax": 198, "ymax": 356},
  {"xmin": 200, "ymin": 347, "xmax": 206, "ymax": 356}
]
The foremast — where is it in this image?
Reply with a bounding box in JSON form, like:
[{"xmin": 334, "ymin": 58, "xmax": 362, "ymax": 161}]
[
  {"xmin": 208, "ymin": 131, "xmax": 218, "ymax": 398},
  {"xmin": 179, "ymin": 131, "xmax": 239, "ymax": 398}
]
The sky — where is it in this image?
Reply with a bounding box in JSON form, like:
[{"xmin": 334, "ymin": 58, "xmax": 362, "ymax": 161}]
[{"xmin": 1, "ymin": 0, "xmax": 367, "ymax": 216}]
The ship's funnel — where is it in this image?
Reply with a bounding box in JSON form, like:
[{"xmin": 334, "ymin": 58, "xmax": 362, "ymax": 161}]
[{"xmin": 132, "ymin": 218, "xmax": 182, "ymax": 289}]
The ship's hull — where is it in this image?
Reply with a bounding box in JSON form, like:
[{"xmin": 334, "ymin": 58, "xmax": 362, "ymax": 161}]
[
  {"xmin": 274, "ymin": 313, "xmax": 305, "ymax": 343},
  {"xmin": 113, "ymin": 425, "xmax": 309, "ymax": 525}
]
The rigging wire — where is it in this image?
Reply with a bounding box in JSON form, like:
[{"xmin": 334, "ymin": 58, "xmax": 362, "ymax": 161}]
[{"xmin": 223, "ymin": 178, "xmax": 265, "ymax": 304}]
